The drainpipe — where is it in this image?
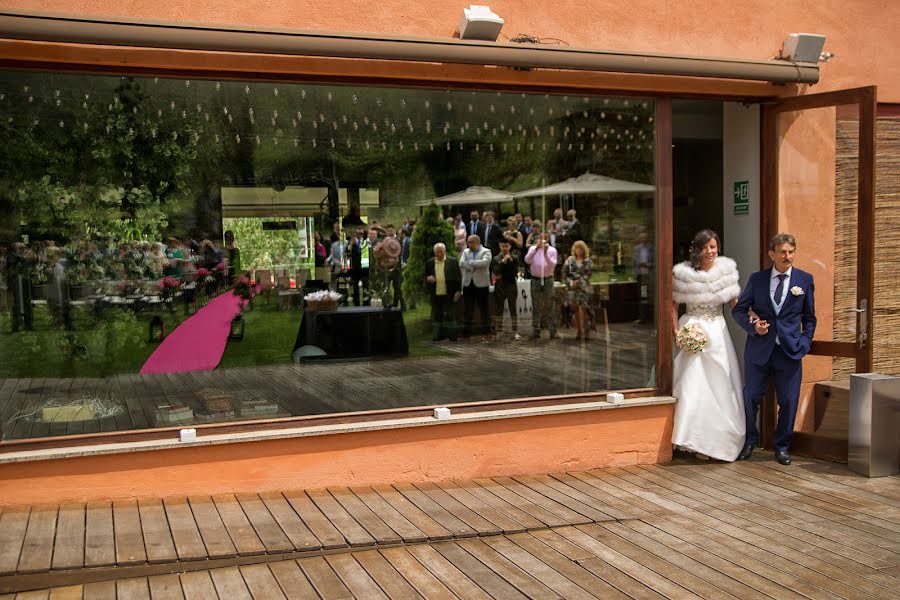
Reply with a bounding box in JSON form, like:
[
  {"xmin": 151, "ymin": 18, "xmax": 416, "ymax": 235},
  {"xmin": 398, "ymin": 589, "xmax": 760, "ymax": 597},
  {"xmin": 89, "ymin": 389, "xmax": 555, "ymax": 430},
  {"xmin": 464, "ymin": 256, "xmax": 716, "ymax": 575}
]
[{"xmin": 0, "ymin": 10, "xmax": 819, "ymax": 85}]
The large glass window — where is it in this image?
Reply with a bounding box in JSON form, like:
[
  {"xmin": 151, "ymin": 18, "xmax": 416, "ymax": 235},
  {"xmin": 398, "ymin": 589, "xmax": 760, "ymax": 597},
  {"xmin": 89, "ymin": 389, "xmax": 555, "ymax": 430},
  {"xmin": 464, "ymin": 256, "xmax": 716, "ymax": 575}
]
[{"xmin": 0, "ymin": 71, "xmax": 657, "ymax": 440}]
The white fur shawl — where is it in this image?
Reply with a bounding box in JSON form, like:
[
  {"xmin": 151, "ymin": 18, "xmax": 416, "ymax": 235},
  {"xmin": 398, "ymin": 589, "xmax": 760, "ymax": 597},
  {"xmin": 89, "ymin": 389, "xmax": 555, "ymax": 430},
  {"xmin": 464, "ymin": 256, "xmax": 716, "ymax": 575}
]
[{"xmin": 672, "ymin": 256, "xmax": 740, "ymax": 305}]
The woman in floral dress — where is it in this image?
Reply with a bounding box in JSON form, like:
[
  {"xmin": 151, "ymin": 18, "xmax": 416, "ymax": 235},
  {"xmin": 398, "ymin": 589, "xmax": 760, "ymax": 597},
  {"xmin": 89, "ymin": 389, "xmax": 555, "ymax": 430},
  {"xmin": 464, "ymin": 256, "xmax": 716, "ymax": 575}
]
[{"xmin": 565, "ymin": 240, "xmax": 594, "ymax": 341}]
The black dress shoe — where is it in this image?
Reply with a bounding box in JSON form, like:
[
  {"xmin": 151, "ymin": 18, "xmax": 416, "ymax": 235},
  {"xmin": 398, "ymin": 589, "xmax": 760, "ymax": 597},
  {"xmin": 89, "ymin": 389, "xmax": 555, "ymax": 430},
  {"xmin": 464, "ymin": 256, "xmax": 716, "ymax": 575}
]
[
  {"xmin": 775, "ymin": 451, "xmax": 792, "ymax": 465},
  {"xmin": 737, "ymin": 446, "xmax": 753, "ymax": 460}
]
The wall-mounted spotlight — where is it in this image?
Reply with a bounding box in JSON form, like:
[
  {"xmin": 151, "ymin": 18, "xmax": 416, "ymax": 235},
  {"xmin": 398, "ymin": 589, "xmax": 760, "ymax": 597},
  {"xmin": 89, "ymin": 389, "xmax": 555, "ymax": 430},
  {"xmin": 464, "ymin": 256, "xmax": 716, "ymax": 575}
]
[
  {"xmin": 781, "ymin": 33, "xmax": 827, "ymax": 63},
  {"xmin": 458, "ymin": 5, "xmax": 504, "ymax": 41}
]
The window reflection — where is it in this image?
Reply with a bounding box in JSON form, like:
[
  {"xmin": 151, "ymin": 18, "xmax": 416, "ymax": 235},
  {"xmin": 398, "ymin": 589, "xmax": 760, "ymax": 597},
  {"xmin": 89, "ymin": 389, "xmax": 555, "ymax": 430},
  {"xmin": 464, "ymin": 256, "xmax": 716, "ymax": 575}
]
[{"xmin": 0, "ymin": 72, "xmax": 657, "ymax": 439}]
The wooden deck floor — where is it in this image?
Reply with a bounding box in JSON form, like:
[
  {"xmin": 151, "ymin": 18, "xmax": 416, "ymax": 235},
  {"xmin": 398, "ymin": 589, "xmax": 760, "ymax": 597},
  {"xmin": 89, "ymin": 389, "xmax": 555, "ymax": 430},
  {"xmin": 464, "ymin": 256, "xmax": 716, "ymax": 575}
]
[
  {"xmin": 1, "ymin": 453, "xmax": 898, "ymax": 598},
  {"xmin": 1, "ymin": 327, "xmax": 654, "ymax": 442}
]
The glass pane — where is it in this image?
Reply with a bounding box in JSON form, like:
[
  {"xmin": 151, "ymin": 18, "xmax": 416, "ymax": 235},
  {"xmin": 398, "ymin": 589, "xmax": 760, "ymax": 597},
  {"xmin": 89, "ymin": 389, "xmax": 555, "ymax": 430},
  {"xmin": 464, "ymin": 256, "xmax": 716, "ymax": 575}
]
[{"xmin": 0, "ymin": 71, "xmax": 657, "ymax": 440}]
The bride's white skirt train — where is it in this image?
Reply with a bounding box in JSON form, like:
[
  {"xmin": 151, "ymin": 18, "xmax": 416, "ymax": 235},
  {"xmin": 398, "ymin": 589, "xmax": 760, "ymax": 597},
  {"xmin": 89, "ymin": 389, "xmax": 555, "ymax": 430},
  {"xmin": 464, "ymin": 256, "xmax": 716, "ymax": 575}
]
[{"xmin": 672, "ymin": 314, "xmax": 745, "ymax": 461}]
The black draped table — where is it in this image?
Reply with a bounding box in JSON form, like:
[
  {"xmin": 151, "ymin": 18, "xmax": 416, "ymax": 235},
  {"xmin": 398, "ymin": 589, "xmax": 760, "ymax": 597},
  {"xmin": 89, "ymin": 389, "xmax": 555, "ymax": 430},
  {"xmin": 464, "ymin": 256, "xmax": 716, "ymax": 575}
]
[{"xmin": 293, "ymin": 306, "xmax": 408, "ymax": 359}]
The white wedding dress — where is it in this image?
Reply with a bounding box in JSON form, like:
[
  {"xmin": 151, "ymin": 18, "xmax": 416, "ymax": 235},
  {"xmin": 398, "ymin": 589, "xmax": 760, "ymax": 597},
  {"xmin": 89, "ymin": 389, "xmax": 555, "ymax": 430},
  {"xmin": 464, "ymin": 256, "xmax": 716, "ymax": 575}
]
[{"xmin": 671, "ymin": 257, "xmax": 745, "ymax": 461}]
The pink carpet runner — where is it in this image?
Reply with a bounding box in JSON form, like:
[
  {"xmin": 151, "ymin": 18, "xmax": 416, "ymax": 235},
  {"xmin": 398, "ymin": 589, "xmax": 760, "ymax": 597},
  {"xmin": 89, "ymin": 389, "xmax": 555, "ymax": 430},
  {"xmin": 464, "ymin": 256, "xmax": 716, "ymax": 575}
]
[{"xmin": 140, "ymin": 292, "xmax": 243, "ymax": 375}]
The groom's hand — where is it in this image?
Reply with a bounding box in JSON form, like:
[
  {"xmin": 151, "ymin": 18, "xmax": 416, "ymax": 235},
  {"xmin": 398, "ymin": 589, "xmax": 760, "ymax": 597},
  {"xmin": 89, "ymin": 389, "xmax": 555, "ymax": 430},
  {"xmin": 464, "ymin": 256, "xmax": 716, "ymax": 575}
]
[{"xmin": 753, "ymin": 319, "xmax": 770, "ymax": 335}]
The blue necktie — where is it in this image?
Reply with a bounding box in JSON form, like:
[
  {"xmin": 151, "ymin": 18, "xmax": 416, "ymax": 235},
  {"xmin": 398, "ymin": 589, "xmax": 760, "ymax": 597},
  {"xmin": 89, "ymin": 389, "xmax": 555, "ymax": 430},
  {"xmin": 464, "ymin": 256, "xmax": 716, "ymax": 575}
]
[{"xmin": 773, "ymin": 273, "xmax": 787, "ymax": 305}]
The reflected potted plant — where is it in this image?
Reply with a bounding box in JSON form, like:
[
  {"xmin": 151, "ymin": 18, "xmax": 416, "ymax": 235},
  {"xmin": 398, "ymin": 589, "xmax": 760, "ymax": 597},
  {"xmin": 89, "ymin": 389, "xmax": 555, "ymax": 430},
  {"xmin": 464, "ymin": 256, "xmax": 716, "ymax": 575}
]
[
  {"xmin": 229, "ymin": 275, "xmax": 253, "ymax": 340},
  {"xmin": 366, "ymin": 236, "xmax": 401, "ymax": 308}
]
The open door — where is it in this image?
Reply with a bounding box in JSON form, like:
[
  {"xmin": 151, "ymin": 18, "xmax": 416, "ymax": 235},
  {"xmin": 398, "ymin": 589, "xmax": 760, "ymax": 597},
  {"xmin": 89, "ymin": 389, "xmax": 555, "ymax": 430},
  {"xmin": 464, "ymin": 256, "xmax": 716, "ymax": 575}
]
[{"xmin": 761, "ymin": 86, "xmax": 876, "ymax": 462}]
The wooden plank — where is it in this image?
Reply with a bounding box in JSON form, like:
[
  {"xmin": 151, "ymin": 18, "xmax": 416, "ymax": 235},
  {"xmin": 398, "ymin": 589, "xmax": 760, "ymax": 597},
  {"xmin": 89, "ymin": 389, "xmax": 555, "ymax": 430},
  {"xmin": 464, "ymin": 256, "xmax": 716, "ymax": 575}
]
[
  {"xmin": 369, "ymin": 484, "xmax": 452, "ymax": 541},
  {"xmin": 147, "ymin": 573, "xmax": 186, "ymax": 600},
  {"xmin": 469, "ymin": 477, "xmax": 568, "ymax": 528},
  {"xmin": 50, "ymin": 502, "xmax": 84, "ymax": 571},
  {"xmin": 116, "ymin": 577, "xmax": 151, "ymax": 600},
  {"xmin": 645, "ymin": 515, "xmax": 863, "ymax": 600},
  {"xmin": 431, "ymin": 541, "xmax": 529, "ymax": 600},
  {"xmin": 137, "ymin": 497, "xmax": 178, "ymax": 563},
  {"xmin": 162, "ymin": 497, "xmax": 208, "ymax": 561},
  {"xmin": 47, "ymin": 585, "xmax": 83, "ymax": 600},
  {"xmin": 84, "ymin": 500, "xmax": 115, "ymax": 568},
  {"xmin": 17, "ymin": 504, "xmax": 58, "ymax": 574},
  {"xmin": 209, "ymin": 566, "xmax": 252, "ymax": 600},
  {"xmin": 379, "ymin": 547, "xmax": 457, "ymax": 600},
  {"xmin": 240, "ymin": 564, "xmax": 288, "ymax": 600},
  {"xmin": 13, "ymin": 591, "xmax": 49, "ymax": 600},
  {"xmin": 268, "ymin": 559, "xmax": 321, "ymax": 600},
  {"xmin": 391, "ymin": 483, "xmax": 476, "ymax": 539},
  {"xmin": 282, "ymin": 490, "xmax": 348, "ymax": 550},
  {"xmin": 667, "ymin": 512, "xmax": 898, "ymax": 600},
  {"xmin": 352, "ymin": 549, "xmax": 421, "ymax": 600},
  {"xmin": 456, "ymin": 538, "xmax": 562, "ymax": 600},
  {"xmin": 113, "ymin": 498, "xmax": 147, "ymax": 565},
  {"xmin": 434, "ymin": 480, "xmax": 526, "ymax": 534},
  {"xmin": 299, "ymin": 556, "xmax": 354, "ymax": 600},
  {"xmin": 512, "ymin": 474, "xmax": 616, "ymax": 523},
  {"xmin": 0, "ymin": 506, "xmax": 29, "ymax": 575},
  {"xmin": 187, "ymin": 495, "xmax": 238, "ymax": 559},
  {"xmin": 449, "ymin": 479, "xmax": 547, "ymax": 531},
  {"xmin": 411, "ymin": 482, "xmax": 498, "ymax": 536},
  {"xmin": 549, "ymin": 472, "xmax": 653, "ymax": 521},
  {"xmin": 81, "ymin": 580, "xmax": 116, "ymax": 600},
  {"xmin": 567, "ymin": 471, "xmax": 672, "ymax": 517},
  {"xmin": 180, "ymin": 570, "xmax": 219, "ymax": 600},
  {"xmin": 305, "ymin": 489, "xmax": 375, "ymax": 547},
  {"xmin": 212, "ymin": 494, "xmax": 266, "ymax": 556},
  {"xmin": 258, "ymin": 491, "xmax": 322, "ymax": 552},
  {"xmin": 489, "ymin": 533, "xmax": 624, "ymax": 600},
  {"xmin": 348, "ymin": 486, "xmax": 428, "ymax": 543},
  {"xmin": 585, "ymin": 469, "xmax": 693, "ymax": 514},
  {"xmin": 234, "ymin": 493, "xmax": 293, "ymax": 553},
  {"xmin": 328, "ymin": 487, "xmax": 402, "ymax": 544},
  {"xmin": 490, "ymin": 477, "xmax": 591, "ymax": 525},
  {"xmin": 529, "ymin": 527, "xmax": 662, "ymax": 600},
  {"xmin": 600, "ymin": 521, "xmax": 764, "ymax": 599},
  {"xmin": 556, "ymin": 526, "xmax": 700, "ymax": 600},
  {"xmin": 324, "ymin": 551, "xmax": 389, "ymax": 599},
  {"xmin": 405, "ymin": 543, "xmax": 492, "ymax": 600},
  {"xmin": 621, "ymin": 519, "xmax": 809, "ymax": 600}
]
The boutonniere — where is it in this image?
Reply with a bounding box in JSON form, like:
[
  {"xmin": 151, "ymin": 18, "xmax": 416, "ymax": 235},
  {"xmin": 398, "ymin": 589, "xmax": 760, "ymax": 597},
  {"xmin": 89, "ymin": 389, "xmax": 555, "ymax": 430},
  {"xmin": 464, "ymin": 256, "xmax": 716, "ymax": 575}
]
[{"xmin": 790, "ymin": 286, "xmax": 804, "ymax": 296}]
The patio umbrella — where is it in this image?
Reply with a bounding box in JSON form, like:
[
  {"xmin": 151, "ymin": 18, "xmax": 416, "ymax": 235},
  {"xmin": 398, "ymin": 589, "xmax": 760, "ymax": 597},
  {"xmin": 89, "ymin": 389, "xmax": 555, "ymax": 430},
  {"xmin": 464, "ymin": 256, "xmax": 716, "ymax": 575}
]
[
  {"xmin": 416, "ymin": 185, "xmax": 513, "ymax": 206},
  {"xmin": 512, "ymin": 172, "xmax": 655, "ymax": 198}
]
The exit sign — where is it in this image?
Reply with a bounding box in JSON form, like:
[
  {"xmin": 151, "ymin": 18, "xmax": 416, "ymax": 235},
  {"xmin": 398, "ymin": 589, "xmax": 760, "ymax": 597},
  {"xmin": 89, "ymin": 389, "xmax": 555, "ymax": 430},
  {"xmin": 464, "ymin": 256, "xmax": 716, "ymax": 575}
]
[{"xmin": 733, "ymin": 180, "xmax": 750, "ymax": 216}]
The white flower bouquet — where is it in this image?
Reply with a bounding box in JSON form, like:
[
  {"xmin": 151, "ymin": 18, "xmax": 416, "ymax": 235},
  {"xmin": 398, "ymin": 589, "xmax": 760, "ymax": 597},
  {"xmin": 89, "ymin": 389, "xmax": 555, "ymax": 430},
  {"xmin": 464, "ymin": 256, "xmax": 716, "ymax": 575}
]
[
  {"xmin": 676, "ymin": 322, "xmax": 708, "ymax": 353},
  {"xmin": 303, "ymin": 289, "xmax": 342, "ymax": 311}
]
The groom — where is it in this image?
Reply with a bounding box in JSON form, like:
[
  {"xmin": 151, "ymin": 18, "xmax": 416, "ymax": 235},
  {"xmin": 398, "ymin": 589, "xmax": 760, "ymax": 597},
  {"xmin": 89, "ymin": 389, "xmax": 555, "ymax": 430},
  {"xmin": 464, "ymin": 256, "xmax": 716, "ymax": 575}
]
[{"xmin": 732, "ymin": 233, "xmax": 816, "ymax": 465}]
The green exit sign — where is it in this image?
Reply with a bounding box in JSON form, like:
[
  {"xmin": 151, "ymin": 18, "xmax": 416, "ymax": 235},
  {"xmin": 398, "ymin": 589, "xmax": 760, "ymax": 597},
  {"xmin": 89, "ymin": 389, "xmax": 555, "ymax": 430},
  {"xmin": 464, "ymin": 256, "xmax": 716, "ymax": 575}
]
[
  {"xmin": 733, "ymin": 180, "xmax": 750, "ymax": 216},
  {"xmin": 734, "ymin": 180, "xmax": 750, "ymax": 203}
]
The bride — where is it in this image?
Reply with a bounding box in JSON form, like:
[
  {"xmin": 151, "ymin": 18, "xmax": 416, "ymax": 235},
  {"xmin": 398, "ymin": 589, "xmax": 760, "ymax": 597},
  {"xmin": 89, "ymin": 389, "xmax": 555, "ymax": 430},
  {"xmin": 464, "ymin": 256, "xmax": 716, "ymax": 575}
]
[{"xmin": 671, "ymin": 230, "xmax": 745, "ymax": 461}]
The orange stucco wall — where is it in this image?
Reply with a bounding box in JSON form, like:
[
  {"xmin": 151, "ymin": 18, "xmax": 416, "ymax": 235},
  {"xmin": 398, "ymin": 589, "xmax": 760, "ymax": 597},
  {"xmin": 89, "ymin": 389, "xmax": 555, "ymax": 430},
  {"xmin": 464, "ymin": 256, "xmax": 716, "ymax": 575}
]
[
  {"xmin": 0, "ymin": 405, "xmax": 673, "ymax": 507},
  {"xmin": 4, "ymin": 1, "xmax": 899, "ymax": 100}
]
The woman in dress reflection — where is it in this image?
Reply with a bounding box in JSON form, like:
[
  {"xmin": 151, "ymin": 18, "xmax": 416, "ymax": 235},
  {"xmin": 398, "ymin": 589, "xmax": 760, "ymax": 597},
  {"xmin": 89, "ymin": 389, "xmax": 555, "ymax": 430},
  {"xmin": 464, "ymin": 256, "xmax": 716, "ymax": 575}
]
[
  {"xmin": 671, "ymin": 230, "xmax": 744, "ymax": 461},
  {"xmin": 564, "ymin": 240, "xmax": 594, "ymax": 341}
]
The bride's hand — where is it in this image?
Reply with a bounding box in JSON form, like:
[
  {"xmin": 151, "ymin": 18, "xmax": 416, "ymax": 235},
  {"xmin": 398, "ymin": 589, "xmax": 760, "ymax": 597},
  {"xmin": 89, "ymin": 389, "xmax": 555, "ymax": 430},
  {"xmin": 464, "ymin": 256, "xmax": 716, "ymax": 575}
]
[{"xmin": 748, "ymin": 308, "xmax": 760, "ymax": 323}]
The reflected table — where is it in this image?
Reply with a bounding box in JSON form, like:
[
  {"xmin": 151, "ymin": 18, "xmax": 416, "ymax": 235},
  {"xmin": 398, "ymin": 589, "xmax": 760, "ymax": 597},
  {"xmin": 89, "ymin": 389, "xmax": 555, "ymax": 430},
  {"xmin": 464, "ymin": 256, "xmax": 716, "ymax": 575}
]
[{"xmin": 293, "ymin": 306, "xmax": 408, "ymax": 359}]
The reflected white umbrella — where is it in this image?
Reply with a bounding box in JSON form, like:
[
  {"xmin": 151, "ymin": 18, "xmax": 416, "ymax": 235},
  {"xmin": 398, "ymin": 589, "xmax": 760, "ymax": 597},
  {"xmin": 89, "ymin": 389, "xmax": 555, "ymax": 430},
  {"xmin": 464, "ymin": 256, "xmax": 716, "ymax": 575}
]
[
  {"xmin": 512, "ymin": 172, "xmax": 655, "ymax": 198},
  {"xmin": 416, "ymin": 185, "xmax": 513, "ymax": 207}
]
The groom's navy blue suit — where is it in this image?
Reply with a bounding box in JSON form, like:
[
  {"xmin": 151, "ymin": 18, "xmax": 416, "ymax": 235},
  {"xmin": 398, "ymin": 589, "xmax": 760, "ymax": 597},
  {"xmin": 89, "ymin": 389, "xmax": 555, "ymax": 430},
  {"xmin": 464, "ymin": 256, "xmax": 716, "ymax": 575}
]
[{"xmin": 732, "ymin": 267, "xmax": 816, "ymax": 453}]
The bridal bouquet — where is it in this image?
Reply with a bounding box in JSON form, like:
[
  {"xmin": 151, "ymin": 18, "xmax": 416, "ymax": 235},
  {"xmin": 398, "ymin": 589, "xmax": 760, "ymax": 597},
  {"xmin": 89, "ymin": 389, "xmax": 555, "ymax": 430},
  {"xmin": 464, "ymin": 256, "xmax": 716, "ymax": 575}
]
[{"xmin": 676, "ymin": 322, "xmax": 708, "ymax": 353}]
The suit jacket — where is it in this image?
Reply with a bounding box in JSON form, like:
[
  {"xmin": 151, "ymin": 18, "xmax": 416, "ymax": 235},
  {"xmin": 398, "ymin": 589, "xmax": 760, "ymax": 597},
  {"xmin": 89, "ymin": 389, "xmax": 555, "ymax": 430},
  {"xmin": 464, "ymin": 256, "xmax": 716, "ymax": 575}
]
[
  {"xmin": 466, "ymin": 219, "xmax": 484, "ymax": 239},
  {"xmin": 481, "ymin": 222, "xmax": 502, "ymax": 255},
  {"xmin": 460, "ymin": 246, "xmax": 493, "ymax": 288},
  {"xmin": 425, "ymin": 257, "xmax": 461, "ymax": 298},
  {"xmin": 732, "ymin": 267, "xmax": 817, "ymax": 365}
]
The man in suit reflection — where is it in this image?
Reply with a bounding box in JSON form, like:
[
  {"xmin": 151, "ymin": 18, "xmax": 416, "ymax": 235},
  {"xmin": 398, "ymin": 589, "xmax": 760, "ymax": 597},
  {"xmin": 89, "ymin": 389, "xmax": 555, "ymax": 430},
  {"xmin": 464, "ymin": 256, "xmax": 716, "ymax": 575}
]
[{"xmin": 425, "ymin": 243, "xmax": 461, "ymax": 341}]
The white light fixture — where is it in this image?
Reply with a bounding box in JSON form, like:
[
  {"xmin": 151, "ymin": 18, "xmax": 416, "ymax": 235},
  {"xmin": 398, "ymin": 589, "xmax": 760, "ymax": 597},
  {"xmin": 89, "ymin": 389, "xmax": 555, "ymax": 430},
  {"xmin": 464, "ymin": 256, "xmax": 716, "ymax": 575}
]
[
  {"xmin": 459, "ymin": 5, "xmax": 504, "ymax": 41},
  {"xmin": 781, "ymin": 33, "xmax": 827, "ymax": 63}
]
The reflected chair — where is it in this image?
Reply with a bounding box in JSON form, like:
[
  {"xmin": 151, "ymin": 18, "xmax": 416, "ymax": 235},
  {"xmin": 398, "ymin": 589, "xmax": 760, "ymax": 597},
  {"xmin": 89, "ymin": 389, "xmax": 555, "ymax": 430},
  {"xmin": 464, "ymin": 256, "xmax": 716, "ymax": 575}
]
[
  {"xmin": 598, "ymin": 301, "xmax": 647, "ymax": 390},
  {"xmin": 255, "ymin": 269, "xmax": 273, "ymax": 303}
]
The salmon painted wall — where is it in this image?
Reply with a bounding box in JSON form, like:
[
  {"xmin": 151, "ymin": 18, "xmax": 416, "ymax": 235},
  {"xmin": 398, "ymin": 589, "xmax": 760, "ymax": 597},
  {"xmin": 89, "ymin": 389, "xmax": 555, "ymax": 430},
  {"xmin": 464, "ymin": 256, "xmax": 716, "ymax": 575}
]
[
  {"xmin": 0, "ymin": 405, "xmax": 673, "ymax": 506},
  {"xmin": 4, "ymin": 1, "xmax": 899, "ymax": 100}
]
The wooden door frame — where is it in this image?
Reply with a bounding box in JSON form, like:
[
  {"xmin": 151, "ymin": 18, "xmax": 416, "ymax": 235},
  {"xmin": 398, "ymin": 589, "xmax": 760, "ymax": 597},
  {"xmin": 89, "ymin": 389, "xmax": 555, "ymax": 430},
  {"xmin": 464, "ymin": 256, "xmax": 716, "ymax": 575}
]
[{"xmin": 759, "ymin": 86, "xmax": 876, "ymax": 460}]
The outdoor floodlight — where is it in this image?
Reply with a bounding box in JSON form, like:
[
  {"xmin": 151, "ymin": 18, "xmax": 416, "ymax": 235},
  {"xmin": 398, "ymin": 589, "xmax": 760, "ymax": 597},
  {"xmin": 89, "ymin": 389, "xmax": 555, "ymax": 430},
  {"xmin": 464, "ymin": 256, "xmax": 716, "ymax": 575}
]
[
  {"xmin": 781, "ymin": 33, "xmax": 827, "ymax": 63},
  {"xmin": 459, "ymin": 5, "xmax": 504, "ymax": 41}
]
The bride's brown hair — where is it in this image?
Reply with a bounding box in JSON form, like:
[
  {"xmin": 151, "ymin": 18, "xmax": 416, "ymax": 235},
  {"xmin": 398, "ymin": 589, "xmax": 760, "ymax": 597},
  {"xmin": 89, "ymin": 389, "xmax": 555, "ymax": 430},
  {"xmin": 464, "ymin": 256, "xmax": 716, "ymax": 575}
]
[{"xmin": 689, "ymin": 229, "xmax": 722, "ymax": 270}]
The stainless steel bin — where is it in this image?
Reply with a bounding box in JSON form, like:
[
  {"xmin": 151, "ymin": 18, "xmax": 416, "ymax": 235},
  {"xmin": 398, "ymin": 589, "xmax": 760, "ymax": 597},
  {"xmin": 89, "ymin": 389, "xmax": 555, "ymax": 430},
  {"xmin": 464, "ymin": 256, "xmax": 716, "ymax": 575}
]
[{"xmin": 849, "ymin": 373, "xmax": 900, "ymax": 477}]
